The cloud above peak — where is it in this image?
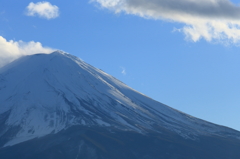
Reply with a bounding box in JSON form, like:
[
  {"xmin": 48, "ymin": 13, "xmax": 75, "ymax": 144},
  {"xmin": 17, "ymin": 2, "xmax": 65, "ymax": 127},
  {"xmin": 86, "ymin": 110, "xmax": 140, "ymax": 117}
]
[
  {"xmin": 0, "ymin": 36, "xmax": 54, "ymax": 68},
  {"xmin": 26, "ymin": 1, "xmax": 59, "ymax": 19},
  {"xmin": 120, "ymin": 67, "xmax": 126, "ymax": 75},
  {"xmin": 93, "ymin": 0, "xmax": 240, "ymax": 43}
]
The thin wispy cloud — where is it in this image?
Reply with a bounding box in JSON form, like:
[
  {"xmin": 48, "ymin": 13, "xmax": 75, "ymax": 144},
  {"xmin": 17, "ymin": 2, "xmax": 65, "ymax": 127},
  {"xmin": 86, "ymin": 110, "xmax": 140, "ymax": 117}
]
[
  {"xmin": 120, "ymin": 67, "xmax": 126, "ymax": 75},
  {"xmin": 0, "ymin": 36, "xmax": 54, "ymax": 68},
  {"xmin": 26, "ymin": 1, "xmax": 59, "ymax": 19},
  {"xmin": 92, "ymin": 0, "xmax": 240, "ymax": 44}
]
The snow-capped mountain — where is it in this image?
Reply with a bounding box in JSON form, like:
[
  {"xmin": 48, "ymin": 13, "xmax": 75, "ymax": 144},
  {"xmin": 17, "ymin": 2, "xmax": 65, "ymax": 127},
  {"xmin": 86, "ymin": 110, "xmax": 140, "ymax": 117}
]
[{"xmin": 0, "ymin": 51, "xmax": 240, "ymax": 159}]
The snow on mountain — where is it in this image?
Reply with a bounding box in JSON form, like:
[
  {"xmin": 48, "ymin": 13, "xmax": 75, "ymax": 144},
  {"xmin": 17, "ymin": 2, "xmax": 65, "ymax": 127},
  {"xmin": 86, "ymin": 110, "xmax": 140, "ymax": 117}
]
[{"xmin": 0, "ymin": 51, "xmax": 239, "ymax": 147}]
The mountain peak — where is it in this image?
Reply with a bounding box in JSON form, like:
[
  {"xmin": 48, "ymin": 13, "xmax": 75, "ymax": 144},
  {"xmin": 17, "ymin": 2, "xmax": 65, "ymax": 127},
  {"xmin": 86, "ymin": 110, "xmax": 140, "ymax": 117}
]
[
  {"xmin": 52, "ymin": 50, "xmax": 65, "ymax": 54},
  {"xmin": 0, "ymin": 52, "xmax": 240, "ymax": 148},
  {"xmin": 49, "ymin": 50, "xmax": 70, "ymax": 57}
]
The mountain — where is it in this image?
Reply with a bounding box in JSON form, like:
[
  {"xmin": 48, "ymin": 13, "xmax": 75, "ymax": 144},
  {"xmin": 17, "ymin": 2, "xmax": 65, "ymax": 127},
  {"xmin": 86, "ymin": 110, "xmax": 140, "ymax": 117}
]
[{"xmin": 0, "ymin": 51, "xmax": 240, "ymax": 159}]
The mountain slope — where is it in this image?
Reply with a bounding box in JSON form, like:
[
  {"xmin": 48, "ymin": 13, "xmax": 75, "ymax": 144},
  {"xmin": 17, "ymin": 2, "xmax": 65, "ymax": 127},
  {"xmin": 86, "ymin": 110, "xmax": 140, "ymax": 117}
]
[
  {"xmin": 1, "ymin": 125, "xmax": 240, "ymax": 159},
  {"xmin": 0, "ymin": 51, "xmax": 240, "ymax": 158}
]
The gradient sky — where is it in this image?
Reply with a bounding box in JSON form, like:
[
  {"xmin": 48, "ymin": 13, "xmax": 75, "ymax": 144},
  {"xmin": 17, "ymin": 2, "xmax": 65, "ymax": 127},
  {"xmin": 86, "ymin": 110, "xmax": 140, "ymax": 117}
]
[{"xmin": 0, "ymin": 0, "xmax": 240, "ymax": 131}]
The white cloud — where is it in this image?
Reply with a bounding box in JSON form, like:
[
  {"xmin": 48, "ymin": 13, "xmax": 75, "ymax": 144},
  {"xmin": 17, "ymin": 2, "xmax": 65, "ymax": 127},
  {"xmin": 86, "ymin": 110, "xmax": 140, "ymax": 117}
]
[
  {"xmin": 92, "ymin": 0, "xmax": 240, "ymax": 44},
  {"xmin": 26, "ymin": 1, "xmax": 59, "ymax": 19},
  {"xmin": 0, "ymin": 36, "xmax": 54, "ymax": 68},
  {"xmin": 120, "ymin": 67, "xmax": 126, "ymax": 75}
]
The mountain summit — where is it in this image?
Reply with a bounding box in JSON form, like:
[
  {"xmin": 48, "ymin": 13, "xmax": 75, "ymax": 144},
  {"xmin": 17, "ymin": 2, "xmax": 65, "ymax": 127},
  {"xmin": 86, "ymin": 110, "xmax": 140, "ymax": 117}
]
[{"xmin": 0, "ymin": 51, "xmax": 240, "ymax": 159}]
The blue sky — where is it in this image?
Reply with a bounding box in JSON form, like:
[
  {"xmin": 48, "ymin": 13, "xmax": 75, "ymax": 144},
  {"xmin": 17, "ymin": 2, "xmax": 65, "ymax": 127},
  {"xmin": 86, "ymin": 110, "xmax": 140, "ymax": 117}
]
[{"xmin": 1, "ymin": 0, "xmax": 240, "ymax": 131}]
